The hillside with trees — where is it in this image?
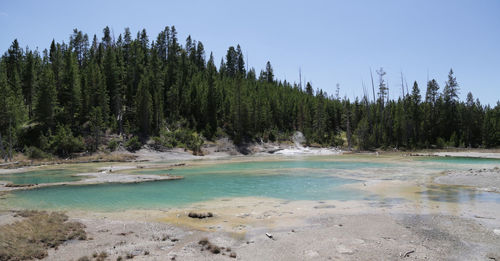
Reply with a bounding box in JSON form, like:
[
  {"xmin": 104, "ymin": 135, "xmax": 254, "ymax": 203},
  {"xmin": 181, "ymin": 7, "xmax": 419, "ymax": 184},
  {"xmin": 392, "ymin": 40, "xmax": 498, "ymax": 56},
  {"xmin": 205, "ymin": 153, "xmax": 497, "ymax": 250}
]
[{"xmin": 0, "ymin": 26, "xmax": 499, "ymax": 160}]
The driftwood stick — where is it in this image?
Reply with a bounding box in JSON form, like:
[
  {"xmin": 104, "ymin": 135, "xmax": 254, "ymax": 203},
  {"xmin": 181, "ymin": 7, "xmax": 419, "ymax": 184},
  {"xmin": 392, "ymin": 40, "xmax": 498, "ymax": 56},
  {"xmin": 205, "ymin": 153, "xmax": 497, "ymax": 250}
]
[{"xmin": 402, "ymin": 250, "xmax": 415, "ymax": 258}]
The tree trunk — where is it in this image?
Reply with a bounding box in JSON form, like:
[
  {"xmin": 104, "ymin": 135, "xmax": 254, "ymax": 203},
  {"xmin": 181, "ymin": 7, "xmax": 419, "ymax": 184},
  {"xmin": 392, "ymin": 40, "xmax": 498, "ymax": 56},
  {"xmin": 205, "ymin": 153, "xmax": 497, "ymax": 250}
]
[
  {"xmin": 370, "ymin": 69, "xmax": 376, "ymax": 104},
  {"xmin": 346, "ymin": 112, "xmax": 352, "ymax": 151},
  {"xmin": 0, "ymin": 132, "xmax": 5, "ymax": 162},
  {"xmin": 118, "ymin": 107, "xmax": 123, "ymax": 136}
]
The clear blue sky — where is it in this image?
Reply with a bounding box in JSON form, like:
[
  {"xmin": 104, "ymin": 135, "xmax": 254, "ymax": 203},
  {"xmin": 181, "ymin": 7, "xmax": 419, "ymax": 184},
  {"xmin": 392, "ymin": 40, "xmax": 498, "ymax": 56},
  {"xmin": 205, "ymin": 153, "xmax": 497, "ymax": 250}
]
[{"xmin": 1, "ymin": 0, "xmax": 499, "ymax": 104}]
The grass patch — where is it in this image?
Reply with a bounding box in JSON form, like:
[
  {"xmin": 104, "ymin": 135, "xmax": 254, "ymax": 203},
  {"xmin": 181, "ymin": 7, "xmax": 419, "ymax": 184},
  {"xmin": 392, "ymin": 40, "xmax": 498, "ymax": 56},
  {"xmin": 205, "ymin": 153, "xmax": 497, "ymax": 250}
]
[{"xmin": 0, "ymin": 211, "xmax": 86, "ymax": 260}]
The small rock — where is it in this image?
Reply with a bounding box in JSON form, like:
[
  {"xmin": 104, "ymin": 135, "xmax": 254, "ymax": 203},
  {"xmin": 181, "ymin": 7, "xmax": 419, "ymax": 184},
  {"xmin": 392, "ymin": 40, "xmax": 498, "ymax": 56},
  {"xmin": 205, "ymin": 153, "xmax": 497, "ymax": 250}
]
[
  {"xmin": 493, "ymin": 229, "xmax": 500, "ymax": 236},
  {"xmin": 353, "ymin": 239, "xmax": 365, "ymax": 244},
  {"xmin": 130, "ymin": 250, "xmax": 142, "ymax": 256},
  {"xmin": 304, "ymin": 250, "xmax": 320, "ymax": 258},
  {"xmin": 313, "ymin": 204, "xmax": 336, "ymax": 209},
  {"xmin": 487, "ymin": 253, "xmax": 500, "ymax": 260},
  {"xmin": 336, "ymin": 245, "xmax": 354, "ymax": 255}
]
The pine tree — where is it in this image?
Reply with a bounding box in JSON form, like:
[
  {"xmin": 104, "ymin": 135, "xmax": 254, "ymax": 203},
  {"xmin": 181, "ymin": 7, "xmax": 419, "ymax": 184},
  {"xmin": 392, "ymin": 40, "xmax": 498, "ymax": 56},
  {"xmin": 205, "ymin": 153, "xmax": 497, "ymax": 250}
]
[
  {"xmin": 35, "ymin": 66, "xmax": 57, "ymax": 129},
  {"xmin": 149, "ymin": 45, "xmax": 164, "ymax": 133},
  {"xmin": 409, "ymin": 81, "xmax": 421, "ymax": 146},
  {"xmin": 376, "ymin": 67, "xmax": 388, "ymax": 106},
  {"xmin": 87, "ymin": 60, "xmax": 109, "ymax": 121},
  {"xmin": 89, "ymin": 106, "xmax": 104, "ymax": 151},
  {"xmin": 103, "ymin": 40, "xmax": 121, "ymax": 120},
  {"xmin": 0, "ymin": 60, "xmax": 27, "ymax": 161},
  {"xmin": 236, "ymin": 45, "xmax": 245, "ymax": 75},
  {"xmin": 442, "ymin": 69, "xmax": 460, "ymax": 143},
  {"xmin": 305, "ymin": 82, "xmax": 313, "ymax": 96},
  {"xmin": 443, "ymin": 69, "xmax": 459, "ymax": 104},
  {"xmin": 49, "ymin": 40, "xmax": 63, "ymax": 97},
  {"xmin": 425, "ymin": 79, "xmax": 439, "ymax": 104},
  {"xmin": 265, "ymin": 61, "xmax": 274, "ymax": 83},
  {"xmin": 102, "ymin": 26, "xmax": 112, "ymax": 48},
  {"xmin": 195, "ymin": 41, "xmax": 206, "ymax": 71},
  {"xmin": 22, "ymin": 50, "xmax": 37, "ymax": 118},
  {"xmin": 69, "ymin": 29, "xmax": 89, "ymax": 66},
  {"xmin": 423, "ymin": 79, "xmax": 440, "ymax": 146},
  {"xmin": 61, "ymin": 49, "xmax": 81, "ymax": 124},
  {"xmin": 136, "ymin": 74, "xmax": 153, "ymax": 136},
  {"xmin": 205, "ymin": 53, "xmax": 218, "ymax": 139},
  {"xmin": 225, "ymin": 46, "xmax": 237, "ymax": 77},
  {"xmin": 464, "ymin": 92, "xmax": 475, "ymax": 147}
]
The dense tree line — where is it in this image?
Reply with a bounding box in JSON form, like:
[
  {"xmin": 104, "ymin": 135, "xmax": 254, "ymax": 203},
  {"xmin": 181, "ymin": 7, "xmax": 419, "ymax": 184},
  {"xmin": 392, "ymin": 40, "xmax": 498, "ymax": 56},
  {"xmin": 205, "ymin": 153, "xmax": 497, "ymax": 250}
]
[{"xmin": 0, "ymin": 26, "xmax": 499, "ymax": 159}]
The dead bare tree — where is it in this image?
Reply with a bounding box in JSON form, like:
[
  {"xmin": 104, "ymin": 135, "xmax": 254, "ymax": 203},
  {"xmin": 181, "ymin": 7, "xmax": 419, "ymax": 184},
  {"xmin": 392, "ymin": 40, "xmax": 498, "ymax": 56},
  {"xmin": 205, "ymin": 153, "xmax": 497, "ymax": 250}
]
[
  {"xmin": 343, "ymin": 97, "xmax": 352, "ymax": 151},
  {"xmin": 346, "ymin": 109, "xmax": 352, "ymax": 151},
  {"xmin": 299, "ymin": 67, "xmax": 302, "ymax": 89},
  {"xmin": 370, "ymin": 68, "xmax": 376, "ymax": 104},
  {"xmin": 400, "ymin": 71, "xmax": 406, "ymax": 97}
]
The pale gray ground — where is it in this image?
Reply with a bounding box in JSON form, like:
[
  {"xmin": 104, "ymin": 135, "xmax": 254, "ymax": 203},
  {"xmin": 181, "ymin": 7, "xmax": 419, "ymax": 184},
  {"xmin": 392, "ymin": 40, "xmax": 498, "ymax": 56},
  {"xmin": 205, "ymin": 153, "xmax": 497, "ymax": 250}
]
[
  {"xmin": 432, "ymin": 151, "xmax": 500, "ymax": 159},
  {"xmin": 435, "ymin": 167, "xmax": 500, "ymax": 193},
  {"xmin": 0, "ymin": 170, "xmax": 182, "ymax": 192},
  {"xmin": 2, "ymin": 151, "xmax": 500, "ymax": 260},
  {"xmin": 23, "ymin": 200, "xmax": 500, "ymax": 261}
]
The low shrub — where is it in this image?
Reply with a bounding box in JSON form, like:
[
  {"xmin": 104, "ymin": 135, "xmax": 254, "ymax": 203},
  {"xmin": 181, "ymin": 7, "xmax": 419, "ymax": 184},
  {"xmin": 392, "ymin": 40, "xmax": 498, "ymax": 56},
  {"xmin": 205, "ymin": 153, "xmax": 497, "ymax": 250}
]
[
  {"xmin": 125, "ymin": 136, "xmax": 142, "ymax": 152},
  {"xmin": 25, "ymin": 146, "xmax": 51, "ymax": 159},
  {"xmin": 436, "ymin": 137, "xmax": 445, "ymax": 149},
  {"xmin": 96, "ymin": 251, "xmax": 108, "ymax": 261},
  {"xmin": 152, "ymin": 128, "xmax": 204, "ymax": 155},
  {"xmin": 197, "ymin": 238, "xmax": 232, "ymax": 255},
  {"xmin": 198, "ymin": 238, "xmax": 209, "ymax": 246},
  {"xmin": 51, "ymin": 124, "xmax": 84, "ymax": 157},
  {"xmin": 108, "ymin": 138, "xmax": 120, "ymax": 151},
  {"xmin": 188, "ymin": 212, "xmax": 213, "ymax": 219}
]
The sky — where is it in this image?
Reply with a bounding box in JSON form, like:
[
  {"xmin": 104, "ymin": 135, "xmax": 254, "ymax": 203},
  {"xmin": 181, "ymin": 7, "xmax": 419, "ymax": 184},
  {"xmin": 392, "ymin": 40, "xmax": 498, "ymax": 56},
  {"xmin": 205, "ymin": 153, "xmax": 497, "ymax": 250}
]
[{"xmin": 1, "ymin": 0, "xmax": 499, "ymax": 105}]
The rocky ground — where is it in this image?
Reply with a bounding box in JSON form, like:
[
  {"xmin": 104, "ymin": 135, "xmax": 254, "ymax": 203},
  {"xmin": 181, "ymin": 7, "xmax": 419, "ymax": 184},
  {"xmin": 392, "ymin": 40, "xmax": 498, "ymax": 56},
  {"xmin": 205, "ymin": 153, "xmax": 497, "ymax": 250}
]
[{"xmin": 2, "ymin": 196, "xmax": 498, "ymax": 261}]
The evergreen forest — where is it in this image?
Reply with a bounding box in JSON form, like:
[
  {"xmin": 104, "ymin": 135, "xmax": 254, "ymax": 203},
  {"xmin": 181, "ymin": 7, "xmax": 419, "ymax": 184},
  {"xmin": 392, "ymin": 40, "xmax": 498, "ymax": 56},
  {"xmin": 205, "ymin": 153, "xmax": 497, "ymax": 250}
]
[{"xmin": 0, "ymin": 26, "xmax": 499, "ymax": 159}]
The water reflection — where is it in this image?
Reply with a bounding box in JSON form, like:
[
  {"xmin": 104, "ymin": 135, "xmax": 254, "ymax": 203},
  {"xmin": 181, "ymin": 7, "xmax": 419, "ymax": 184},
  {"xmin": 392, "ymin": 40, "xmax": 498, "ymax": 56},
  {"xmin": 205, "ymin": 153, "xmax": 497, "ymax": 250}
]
[
  {"xmin": 0, "ymin": 169, "xmax": 81, "ymax": 184},
  {"xmin": 417, "ymin": 184, "xmax": 500, "ymax": 203}
]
